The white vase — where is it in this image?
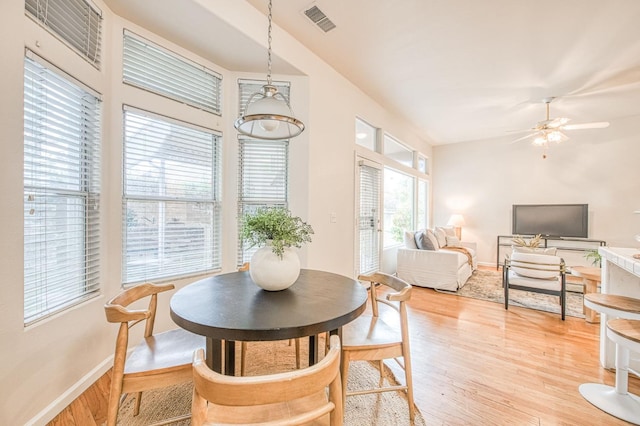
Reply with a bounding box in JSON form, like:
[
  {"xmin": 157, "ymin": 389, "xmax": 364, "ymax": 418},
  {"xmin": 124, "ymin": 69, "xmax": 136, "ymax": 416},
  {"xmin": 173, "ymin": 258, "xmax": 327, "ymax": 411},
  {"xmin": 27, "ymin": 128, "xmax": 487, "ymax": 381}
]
[{"xmin": 250, "ymin": 244, "xmax": 301, "ymax": 291}]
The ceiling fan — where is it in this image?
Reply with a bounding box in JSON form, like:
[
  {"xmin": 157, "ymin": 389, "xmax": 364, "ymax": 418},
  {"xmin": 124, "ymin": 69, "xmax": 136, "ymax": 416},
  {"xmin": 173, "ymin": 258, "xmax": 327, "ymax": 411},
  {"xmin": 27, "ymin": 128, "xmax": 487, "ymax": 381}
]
[{"xmin": 510, "ymin": 97, "xmax": 609, "ymax": 157}]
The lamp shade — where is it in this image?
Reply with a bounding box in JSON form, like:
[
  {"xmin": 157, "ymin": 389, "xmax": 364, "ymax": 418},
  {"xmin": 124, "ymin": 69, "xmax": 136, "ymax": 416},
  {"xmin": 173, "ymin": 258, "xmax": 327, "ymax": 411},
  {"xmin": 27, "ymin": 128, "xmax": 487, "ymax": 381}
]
[
  {"xmin": 447, "ymin": 214, "xmax": 465, "ymax": 227},
  {"xmin": 235, "ymin": 85, "xmax": 304, "ymax": 140},
  {"xmin": 233, "ymin": 1, "xmax": 305, "ymax": 141}
]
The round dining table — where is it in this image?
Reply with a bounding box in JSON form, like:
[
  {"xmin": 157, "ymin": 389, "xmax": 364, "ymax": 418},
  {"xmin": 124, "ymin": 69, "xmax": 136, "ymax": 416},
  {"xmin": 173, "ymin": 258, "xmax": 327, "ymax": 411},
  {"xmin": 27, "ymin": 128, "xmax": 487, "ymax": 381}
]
[{"xmin": 170, "ymin": 268, "xmax": 368, "ymax": 375}]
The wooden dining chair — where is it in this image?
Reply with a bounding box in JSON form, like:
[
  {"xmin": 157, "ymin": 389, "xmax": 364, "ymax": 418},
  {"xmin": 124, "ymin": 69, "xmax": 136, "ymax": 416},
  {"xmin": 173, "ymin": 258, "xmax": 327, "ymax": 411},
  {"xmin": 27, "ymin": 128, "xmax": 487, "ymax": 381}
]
[
  {"xmin": 104, "ymin": 282, "xmax": 205, "ymax": 426},
  {"xmin": 191, "ymin": 334, "xmax": 344, "ymax": 425},
  {"xmin": 341, "ymin": 272, "xmax": 415, "ymax": 420},
  {"xmin": 238, "ymin": 262, "xmax": 301, "ymax": 375}
]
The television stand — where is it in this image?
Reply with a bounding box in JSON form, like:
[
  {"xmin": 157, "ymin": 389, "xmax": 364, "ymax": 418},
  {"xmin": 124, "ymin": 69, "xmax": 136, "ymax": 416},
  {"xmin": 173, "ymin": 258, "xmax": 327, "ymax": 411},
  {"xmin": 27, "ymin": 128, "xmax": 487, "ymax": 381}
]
[{"xmin": 496, "ymin": 235, "xmax": 606, "ymax": 269}]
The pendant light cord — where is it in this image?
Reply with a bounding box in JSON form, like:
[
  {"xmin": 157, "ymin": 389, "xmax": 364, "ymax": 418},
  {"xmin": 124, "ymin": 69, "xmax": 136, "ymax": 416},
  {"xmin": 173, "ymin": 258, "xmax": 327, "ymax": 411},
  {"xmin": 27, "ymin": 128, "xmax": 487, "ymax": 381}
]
[{"xmin": 266, "ymin": 0, "xmax": 273, "ymax": 86}]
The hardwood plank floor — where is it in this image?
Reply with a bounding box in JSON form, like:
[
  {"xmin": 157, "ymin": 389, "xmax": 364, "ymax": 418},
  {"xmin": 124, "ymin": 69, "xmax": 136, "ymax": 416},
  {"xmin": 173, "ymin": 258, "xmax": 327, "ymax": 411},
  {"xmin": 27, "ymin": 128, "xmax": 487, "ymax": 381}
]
[{"xmin": 49, "ymin": 274, "xmax": 638, "ymax": 425}]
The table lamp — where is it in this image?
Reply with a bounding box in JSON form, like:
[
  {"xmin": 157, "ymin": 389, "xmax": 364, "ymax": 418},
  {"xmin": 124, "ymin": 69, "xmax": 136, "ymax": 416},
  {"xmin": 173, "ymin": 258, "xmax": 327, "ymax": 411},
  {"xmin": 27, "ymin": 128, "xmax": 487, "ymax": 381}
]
[{"xmin": 447, "ymin": 214, "xmax": 465, "ymax": 240}]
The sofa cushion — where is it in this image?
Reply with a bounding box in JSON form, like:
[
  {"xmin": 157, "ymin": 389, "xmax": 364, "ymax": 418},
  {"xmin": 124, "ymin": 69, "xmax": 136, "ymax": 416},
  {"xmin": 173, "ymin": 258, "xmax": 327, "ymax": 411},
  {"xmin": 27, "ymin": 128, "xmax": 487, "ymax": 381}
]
[
  {"xmin": 415, "ymin": 231, "xmax": 436, "ymax": 250},
  {"xmin": 443, "ymin": 227, "xmax": 456, "ymax": 237},
  {"xmin": 404, "ymin": 231, "xmax": 418, "ymax": 249},
  {"xmin": 445, "ymin": 235, "xmax": 461, "ymax": 247},
  {"xmin": 426, "ymin": 229, "xmax": 440, "ymax": 249},
  {"xmin": 434, "ymin": 227, "xmax": 447, "ymax": 248},
  {"xmin": 510, "ymin": 252, "xmax": 562, "ymax": 279}
]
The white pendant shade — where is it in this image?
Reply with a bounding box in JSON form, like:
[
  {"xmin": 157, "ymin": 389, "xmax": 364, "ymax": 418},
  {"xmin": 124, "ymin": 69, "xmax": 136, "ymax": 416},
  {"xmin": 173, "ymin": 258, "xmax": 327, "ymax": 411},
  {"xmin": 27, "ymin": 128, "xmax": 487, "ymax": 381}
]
[
  {"xmin": 235, "ymin": 85, "xmax": 304, "ymax": 140},
  {"xmin": 234, "ymin": 0, "xmax": 305, "ymax": 140}
]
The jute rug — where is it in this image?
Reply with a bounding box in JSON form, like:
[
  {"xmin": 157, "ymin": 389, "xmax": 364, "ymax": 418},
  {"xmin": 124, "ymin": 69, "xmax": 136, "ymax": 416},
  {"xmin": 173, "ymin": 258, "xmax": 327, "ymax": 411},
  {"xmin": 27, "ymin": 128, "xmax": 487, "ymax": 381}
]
[
  {"xmin": 455, "ymin": 269, "xmax": 584, "ymax": 318},
  {"xmin": 118, "ymin": 338, "xmax": 426, "ymax": 425}
]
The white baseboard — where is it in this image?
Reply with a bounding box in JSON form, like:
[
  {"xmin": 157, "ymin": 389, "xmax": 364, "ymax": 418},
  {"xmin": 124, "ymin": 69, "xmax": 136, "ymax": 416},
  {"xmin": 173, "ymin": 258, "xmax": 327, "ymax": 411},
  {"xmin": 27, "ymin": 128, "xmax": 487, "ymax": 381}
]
[{"xmin": 25, "ymin": 355, "xmax": 114, "ymax": 426}]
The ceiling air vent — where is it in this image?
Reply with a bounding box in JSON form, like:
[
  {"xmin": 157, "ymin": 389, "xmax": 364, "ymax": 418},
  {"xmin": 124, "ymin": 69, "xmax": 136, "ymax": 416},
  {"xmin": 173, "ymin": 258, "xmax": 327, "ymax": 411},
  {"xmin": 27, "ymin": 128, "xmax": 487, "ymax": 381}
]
[{"xmin": 303, "ymin": 5, "xmax": 336, "ymax": 33}]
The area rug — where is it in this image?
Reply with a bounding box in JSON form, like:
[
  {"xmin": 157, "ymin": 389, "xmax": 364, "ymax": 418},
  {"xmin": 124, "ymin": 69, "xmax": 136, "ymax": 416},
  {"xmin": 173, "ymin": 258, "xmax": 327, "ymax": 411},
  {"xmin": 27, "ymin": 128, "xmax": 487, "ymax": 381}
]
[
  {"xmin": 118, "ymin": 338, "xmax": 426, "ymax": 425},
  {"xmin": 455, "ymin": 269, "xmax": 585, "ymax": 318}
]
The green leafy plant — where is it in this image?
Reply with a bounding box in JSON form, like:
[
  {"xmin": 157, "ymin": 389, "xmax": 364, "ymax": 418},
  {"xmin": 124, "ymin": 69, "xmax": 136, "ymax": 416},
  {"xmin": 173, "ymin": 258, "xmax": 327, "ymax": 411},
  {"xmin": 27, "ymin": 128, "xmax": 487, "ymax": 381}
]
[
  {"xmin": 584, "ymin": 249, "xmax": 602, "ymax": 267},
  {"xmin": 241, "ymin": 207, "xmax": 314, "ymax": 259}
]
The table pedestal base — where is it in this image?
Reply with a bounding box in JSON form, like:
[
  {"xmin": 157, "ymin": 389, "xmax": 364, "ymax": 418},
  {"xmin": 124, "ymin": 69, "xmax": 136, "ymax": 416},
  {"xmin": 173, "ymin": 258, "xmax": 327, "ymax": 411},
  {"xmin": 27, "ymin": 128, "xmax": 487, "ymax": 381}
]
[{"xmin": 579, "ymin": 383, "xmax": 640, "ymax": 424}]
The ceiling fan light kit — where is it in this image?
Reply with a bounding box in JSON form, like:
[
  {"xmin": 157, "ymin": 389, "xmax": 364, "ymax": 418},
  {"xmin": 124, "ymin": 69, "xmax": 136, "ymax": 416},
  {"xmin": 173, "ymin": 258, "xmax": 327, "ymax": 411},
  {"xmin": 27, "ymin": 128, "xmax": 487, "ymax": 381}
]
[{"xmin": 510, "ymin": 97, "xmax": 609, "ymax": 158}]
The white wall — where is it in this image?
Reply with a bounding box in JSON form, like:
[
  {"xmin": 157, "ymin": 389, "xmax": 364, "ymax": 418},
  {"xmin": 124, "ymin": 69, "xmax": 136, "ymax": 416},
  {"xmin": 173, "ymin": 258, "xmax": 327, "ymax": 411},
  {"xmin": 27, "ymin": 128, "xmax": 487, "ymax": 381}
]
[
  {"xmin": 0, "ymin": 1, "xmax": 430, "ymax": 424},
  {"xmin": 432, "ymin": 115, "xmax": 640, "ymax": 267}
]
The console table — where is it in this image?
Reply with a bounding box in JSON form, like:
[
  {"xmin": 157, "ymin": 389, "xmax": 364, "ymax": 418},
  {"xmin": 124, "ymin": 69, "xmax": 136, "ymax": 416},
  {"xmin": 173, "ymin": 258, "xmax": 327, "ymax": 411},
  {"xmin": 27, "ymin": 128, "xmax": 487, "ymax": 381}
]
[
  {"xmin": 496, "ymin": 235, "xmax": 606, "ymax": 269},
  {"xmin": 598, "ymin": 247, "xmax": 640, "ymax": 370}
]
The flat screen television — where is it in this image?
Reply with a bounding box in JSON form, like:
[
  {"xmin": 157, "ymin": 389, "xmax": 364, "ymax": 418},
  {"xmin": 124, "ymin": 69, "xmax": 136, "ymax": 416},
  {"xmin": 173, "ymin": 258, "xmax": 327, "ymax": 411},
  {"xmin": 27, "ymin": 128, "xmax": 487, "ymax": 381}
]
[{"xmin": 512, "ymin": 204, "xmax": 588, "ymax": 238}]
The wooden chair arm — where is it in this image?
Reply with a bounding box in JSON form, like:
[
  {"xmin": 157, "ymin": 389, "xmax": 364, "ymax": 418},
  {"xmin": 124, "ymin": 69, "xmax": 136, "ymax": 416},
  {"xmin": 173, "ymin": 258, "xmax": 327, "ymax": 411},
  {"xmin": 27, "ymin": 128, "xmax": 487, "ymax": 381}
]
[
  {"xmin": 387, "ymin": 285, "xmax": 411, "ymax": 302},
  {"xmin": 104, "ymin": 304, "xmax": 150, "ymax": 323},
  {"xmin": 107, "ymin": 282, "xmax": 175, "ymax": 308}
]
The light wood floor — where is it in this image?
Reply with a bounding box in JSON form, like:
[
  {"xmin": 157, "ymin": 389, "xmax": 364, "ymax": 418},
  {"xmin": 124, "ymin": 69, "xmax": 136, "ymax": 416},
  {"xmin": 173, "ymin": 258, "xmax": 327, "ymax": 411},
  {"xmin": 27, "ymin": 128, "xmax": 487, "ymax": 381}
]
[{"xmin": 49, "ymin": 273, "xmax": 639, "ymax": 425}]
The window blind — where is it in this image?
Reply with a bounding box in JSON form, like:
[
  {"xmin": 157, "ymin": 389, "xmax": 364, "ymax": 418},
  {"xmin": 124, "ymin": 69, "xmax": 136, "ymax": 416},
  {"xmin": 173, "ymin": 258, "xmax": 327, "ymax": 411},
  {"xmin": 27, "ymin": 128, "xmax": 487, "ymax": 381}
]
[
  {"xmin": 123, "ymin": 107, "xmax": 221, "ymax": 284},
  {"xmin": 123, "ymin": 31, "xmax": 222, "ymax": 115},
  {"xmin": 23, "ymin": 52, "xmax": 102, "ymax": 325},
  {"xmin": 25, "ymin": 0, "xmax": 102, "ymax": 68},
  {"xmin": 237, "ymin": 138, "xmax": 289, "ymax": 265},
  {"xmin": 358, "ymin": 162, "xmax": 381, "ymax": 274}
]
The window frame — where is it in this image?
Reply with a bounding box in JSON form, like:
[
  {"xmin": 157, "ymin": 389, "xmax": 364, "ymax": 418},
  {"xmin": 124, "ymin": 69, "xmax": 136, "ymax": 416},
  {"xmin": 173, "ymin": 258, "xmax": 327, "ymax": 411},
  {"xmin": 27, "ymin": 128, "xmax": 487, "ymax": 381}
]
[
  {"xmin": 23, "ymin": 50, "xmax": 102, "ymax": 325},
  {"xmin": 121, "ymin": 106, "xmax": 222, "ymax": 285}
]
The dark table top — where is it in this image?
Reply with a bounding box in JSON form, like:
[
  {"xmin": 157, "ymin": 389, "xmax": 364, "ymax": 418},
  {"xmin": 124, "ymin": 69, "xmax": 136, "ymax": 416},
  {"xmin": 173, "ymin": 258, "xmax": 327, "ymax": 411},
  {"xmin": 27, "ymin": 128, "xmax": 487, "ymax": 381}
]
[{"xmin": 170, "ymin": 269, "xmax": 368, "ymax": 342}]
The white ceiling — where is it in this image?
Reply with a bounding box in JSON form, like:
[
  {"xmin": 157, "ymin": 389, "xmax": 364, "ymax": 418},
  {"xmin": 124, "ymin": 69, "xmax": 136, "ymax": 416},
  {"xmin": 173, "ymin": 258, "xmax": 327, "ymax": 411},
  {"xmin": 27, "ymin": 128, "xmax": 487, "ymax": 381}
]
[{"xmin": 104, "ymin": 0, "xmax": 640, "ymax": 145}]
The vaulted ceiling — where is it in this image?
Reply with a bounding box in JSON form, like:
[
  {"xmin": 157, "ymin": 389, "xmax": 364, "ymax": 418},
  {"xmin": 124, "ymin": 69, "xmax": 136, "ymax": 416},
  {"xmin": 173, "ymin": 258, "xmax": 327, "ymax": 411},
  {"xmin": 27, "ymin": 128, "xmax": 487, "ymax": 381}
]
[{"xmin": 104, "ymin": 0, "xmax": 640, "ymax": 145}]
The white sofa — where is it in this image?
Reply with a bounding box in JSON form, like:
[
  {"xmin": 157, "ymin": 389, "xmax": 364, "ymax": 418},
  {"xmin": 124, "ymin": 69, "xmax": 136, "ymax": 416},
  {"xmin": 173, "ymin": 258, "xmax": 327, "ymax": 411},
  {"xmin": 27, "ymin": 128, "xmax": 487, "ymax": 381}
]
[{"xmin": 396, "ymin": 228, "xmax": 477, "ymax": 291}]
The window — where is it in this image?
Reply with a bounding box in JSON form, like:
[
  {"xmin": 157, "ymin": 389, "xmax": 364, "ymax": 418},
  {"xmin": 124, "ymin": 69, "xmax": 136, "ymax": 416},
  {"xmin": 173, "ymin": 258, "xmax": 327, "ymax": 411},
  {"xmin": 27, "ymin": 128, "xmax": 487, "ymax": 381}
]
[
  {"xmin": 383, "ymin": 168, "xmax": 414, "ymax": 247},
  {"xmin": 25, "ymin": 0, "xmax": 102, "ymax": 68},
  {"xmin": 123, "ymin": 31, "xmax": 222, "ymax": 115},
  {"xmin": 237, "ymin": 80, "xmax": 290, "ymax": 265},
  {"xmin": 122, "ymin": 108, "xmax": 221, "ymax": 284},
  {"xmin": 357, "ymin": 160, "xmax": 382, "ymax": 274},
  {"xmin": 237, "ymin": 139, "xmax": 289, "ymax": 264},
  {"xmin": 417, "ymin": 155, "xmax": 428, "ymax": 174},
  {"xmin": 355, "ymin": 117, "xmax": 377, "ymax": 151},
  {"xmin": 417, "ymin": 179, "xmax": 428, "ymax": 230},
  {"xmin": 23, "ymin": 52, "xmax": 102, "ymax": 324},
  {"xmin": 383, "ymin": 134, "xmax": 413, "ymax": 167}
]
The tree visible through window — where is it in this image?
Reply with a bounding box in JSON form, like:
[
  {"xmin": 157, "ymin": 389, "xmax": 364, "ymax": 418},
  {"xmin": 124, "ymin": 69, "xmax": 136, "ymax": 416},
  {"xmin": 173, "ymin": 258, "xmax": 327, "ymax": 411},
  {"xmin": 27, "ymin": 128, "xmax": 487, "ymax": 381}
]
[{"xmin": 383, "ymin": 168, "xmax": 414, "ymax": 247}]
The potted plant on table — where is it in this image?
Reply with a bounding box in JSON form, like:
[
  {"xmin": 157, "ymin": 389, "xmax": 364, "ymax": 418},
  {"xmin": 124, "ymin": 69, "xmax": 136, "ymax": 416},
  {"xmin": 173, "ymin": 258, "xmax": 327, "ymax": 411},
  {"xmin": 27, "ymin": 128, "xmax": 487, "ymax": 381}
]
[{"xmin": 241, "ymin": 207, "xmax": 314, "ymax": 291}]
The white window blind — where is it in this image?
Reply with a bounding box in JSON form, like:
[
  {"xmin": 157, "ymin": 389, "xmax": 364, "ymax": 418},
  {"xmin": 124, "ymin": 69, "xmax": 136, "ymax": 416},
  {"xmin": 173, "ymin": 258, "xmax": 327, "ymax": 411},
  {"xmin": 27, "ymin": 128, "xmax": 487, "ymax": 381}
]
[
  {"xmin": 237, "ymin": 139, "xmax": 289, "ymax": 265},
  {"xmin": 358, "ymin": 161, "xmax": 381, "ymax": 274},
  {"xmin": 123, "ymin": 108, "xmax": 221, "ymax": 284},
  {"xmin": 123, "ymin": 31, "xmax": 222, "ymax": 115},
  {"xmin": 24, "ymin": 52, "xmax": 102, "ymax": 325},
  {"xmin": 25, "ymin": 0, "xmax": 102, "ymax": 68},
  {"xmin": 238, "ymin": 79, "xmax": 290, "ymax": 116}
]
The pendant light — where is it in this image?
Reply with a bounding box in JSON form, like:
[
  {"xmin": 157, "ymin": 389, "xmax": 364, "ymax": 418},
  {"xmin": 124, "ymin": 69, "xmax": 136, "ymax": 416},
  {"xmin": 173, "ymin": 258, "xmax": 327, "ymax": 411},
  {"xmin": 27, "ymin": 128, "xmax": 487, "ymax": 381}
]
[{"xmin": 234, "ymin": 0, "xmax": 305, "ymax": 140}]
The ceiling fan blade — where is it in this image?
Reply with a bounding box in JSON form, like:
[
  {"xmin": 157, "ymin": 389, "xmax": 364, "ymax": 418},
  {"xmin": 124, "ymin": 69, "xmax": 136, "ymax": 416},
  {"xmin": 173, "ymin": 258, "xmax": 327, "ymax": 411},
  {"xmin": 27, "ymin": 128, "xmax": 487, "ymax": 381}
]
[
  {"xmin": 562, "ymin": 121, "xmax": 610, "ymax": 130},
  {"xmin": 505, "ymin": 128, "xmax": 535, "ymax": 134},
  {"xmin": 545, "ymin": 117, "xmax": 570, "ymax": 128},
  {"xmin": 509, "ymin": 132, "xmax": 537, "ymax": 144}
]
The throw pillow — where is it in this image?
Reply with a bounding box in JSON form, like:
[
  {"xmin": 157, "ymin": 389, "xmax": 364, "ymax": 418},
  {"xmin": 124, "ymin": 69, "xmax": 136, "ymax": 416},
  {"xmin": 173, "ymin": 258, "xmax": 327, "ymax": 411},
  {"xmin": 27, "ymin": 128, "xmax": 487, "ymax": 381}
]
[
  {"xmin": 443, "ymin": 227, "xmax": 456, "ymax": 237},
  {"xmin": 512, "ymin": 245, "xmax": 558, "ymax": 256},
  {"xmin": 426, "ymin": 229, "xmax": 440, "ymax": 249},
  {"xmin": 434, "ymin": 227, "xmax": 447, "ymax": 248},
  {"xmin": 404, "ymin": 230, "xmax": 418, "ymax": 249},
  {"xmin": 445, "ymin": 235, "xmax": 461, "ymax": 247},
  {"xmin": 510, "ymin": 252, "xmax": 562, "ymax": 279},
  {"xmin": 415, "ymin": 231, "xmax": 436, "ymax": 250}
]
